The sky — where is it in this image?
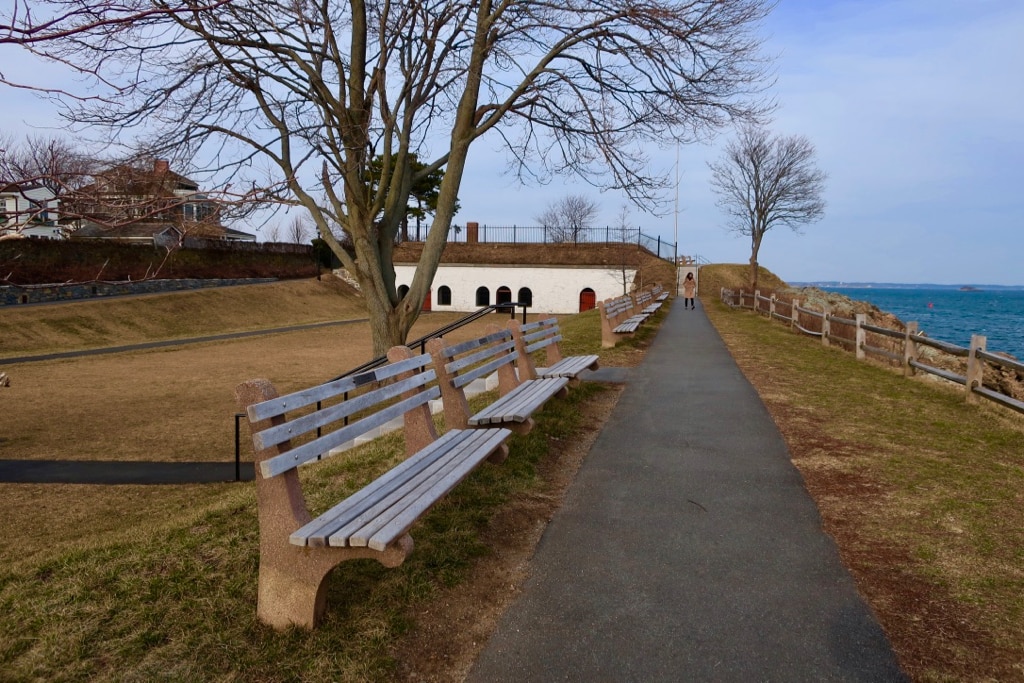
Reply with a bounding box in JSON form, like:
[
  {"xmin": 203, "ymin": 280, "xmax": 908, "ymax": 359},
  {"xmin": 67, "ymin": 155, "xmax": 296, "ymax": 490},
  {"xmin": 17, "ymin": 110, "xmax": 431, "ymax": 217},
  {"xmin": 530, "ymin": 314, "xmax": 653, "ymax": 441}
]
[{"xmin": 2, "ymin": 0, "xmax": 1023, "ymax": 286}]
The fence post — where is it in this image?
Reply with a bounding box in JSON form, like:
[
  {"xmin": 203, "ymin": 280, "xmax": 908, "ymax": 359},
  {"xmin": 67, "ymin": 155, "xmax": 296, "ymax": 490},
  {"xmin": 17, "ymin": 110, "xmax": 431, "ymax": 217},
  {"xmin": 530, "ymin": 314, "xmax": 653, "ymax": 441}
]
[
  {"xmin": 822, "ymin": 306, "xmax": 831, "ymax": 347},
  {"xmin": 769, "ymin": 294, "xmax": 777, "ymax": 319},
  {"xmin": 754, "ymin": 290, "xmax": 760, "ymax": 314},
  {"xmin": 791, "ymin": 299, "xmax": 800, "ymax": 330},
  {"xmin": 855, "ymin": 313, "xmax": 867, "ymax": 360},
  {"xmin": 903, "ymin": 322, "xmax": 919, "ymax": 376},
  {"xmin": 966, "ymin": 335, "xmax": 987, "ymax": 404}
]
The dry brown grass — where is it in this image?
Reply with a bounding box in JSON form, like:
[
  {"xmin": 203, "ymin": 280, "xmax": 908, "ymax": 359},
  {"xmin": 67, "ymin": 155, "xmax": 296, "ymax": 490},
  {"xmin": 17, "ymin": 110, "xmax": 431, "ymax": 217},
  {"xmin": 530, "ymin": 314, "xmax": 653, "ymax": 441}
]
[
  {"xmin": 0, "ymin": 297, "xmax": 533, "ymax": 570},
  {"xmin": 0, "ymin": 277, "xmax": 363, "ymax": 358}
]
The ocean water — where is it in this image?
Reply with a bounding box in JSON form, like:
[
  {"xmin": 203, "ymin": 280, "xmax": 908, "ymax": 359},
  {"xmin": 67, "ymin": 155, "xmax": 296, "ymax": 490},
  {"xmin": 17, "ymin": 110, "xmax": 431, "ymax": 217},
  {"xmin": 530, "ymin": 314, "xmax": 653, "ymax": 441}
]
[{"xmin": 823, "ymin": 287, "xmax": 1024, "ymax": 359}]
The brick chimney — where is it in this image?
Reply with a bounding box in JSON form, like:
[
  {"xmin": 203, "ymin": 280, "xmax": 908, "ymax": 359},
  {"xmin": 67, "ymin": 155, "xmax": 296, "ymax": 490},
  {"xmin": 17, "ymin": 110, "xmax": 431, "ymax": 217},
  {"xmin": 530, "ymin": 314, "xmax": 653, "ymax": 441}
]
[
  {"xmin": 466, "ymin": 221, "xmax": 479, "ymax": 244},
  {"xmin": 153, "ymin": 159, "xmax": 170, "ymax": 174}
]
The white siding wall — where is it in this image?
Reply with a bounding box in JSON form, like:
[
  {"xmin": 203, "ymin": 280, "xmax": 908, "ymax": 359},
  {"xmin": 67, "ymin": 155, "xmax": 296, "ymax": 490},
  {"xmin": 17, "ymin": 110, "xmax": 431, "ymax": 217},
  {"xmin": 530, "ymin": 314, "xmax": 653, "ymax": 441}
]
[{"xmin": 394, "ymin": 264, "xmax": 637, "ymax": 314}]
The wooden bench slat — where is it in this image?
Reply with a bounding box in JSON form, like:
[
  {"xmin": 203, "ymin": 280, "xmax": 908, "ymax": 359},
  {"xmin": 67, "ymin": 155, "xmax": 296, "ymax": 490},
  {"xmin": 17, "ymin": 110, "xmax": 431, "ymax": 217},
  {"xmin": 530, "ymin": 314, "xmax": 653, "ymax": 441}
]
[
  {"xmin": 471, "ymin": 387, "xmax": 539, "ymax": 424},
  {"xmin": 469, "ymin": 378, "xmax": 568, "ymax": 425},
  {"xmin": 357, "ymin": 428, "xmax": 512, "ymax": 551},
  {"xmin": 254, "ymin": 370, "xmax": 436, "ymax": 451},
  {"xmin": 541, "ymin": 355, "xmax": 599, "ymax": 378},
  {"xmin": 259, "ymin": 385, "xmax": 442, "ymax": 478},
  {"xmin": 441, "ymin": 328, "xmax": 511, "ymax": 359},
  {"xmin": 524, "ymin": 333, "xmax": 561, "ymax": 355},
  {"xmin": 247, "ymin": 354, "xmax": 431, "ymax": 422},
  {"xmin": 326, "ymin": 428, "xmax": 508, "ymax": 548},
  {"xmin": 448, "ymin": 342, "xmax": 517, "ymax": 389},
  {"xmin": 290, "ymin": 428, "xmax": 468, "ymax": 546},
  {"xmin": 301, "ymin": 429, "xmax": 482, "ymax": 547}
]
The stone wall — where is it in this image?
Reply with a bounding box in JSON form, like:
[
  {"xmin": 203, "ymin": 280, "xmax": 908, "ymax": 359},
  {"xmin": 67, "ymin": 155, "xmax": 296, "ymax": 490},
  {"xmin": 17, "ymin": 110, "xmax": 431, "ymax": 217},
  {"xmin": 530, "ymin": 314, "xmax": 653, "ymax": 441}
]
[{"xmin": 1, "ymin": 278, "xmax": 277, "ymax": 306}]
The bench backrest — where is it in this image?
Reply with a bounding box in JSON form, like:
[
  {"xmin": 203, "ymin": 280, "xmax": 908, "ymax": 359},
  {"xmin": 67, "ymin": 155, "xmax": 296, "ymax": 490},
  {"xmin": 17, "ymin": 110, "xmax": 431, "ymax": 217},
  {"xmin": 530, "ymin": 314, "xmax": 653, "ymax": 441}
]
[
  {"xmin": 517, "ymin": 317, "xmax": 562, "ymax": 355},
  {"xmin": 602, "ymin": 296, "xmax": 634, "ymax": 322},
  {"xmin": 427, "ymin": 325, "xmax": 523, "ymax": 429},
  {"xmin": 508, "ymin": 318, "xmax": 563, "ymax": 380},
  {"xmin": 242, "ymin": 351, "xmax": 439, "ymax": 479}
]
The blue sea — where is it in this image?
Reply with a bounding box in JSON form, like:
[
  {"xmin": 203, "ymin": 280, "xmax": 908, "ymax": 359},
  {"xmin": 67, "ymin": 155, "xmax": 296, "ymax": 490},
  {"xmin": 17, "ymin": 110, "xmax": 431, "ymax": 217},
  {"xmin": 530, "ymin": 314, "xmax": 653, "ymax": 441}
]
[{"xmin": 816, "ymin": 286, "xmax": 1024, "ymax": 359}]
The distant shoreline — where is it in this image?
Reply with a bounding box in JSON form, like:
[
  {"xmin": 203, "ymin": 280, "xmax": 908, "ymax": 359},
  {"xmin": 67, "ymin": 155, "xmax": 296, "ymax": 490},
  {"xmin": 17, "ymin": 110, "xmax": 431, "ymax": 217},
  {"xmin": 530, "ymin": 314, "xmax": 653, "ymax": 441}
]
[{"xmin": 792, "ymin": 282, "xmax": 1024, "ymax": 291}]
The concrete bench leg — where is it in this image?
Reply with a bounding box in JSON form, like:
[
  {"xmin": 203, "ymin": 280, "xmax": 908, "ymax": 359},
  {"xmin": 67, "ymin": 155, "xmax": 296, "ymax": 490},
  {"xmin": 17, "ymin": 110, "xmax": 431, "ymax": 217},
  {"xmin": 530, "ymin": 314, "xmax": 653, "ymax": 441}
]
[
  {"xmin": 257, "ymin": 535, "xmax": 412, "ymax": 630},
  {"xmin": 253, "ymin": 464, "xmax": 415, "ymax": 630}
]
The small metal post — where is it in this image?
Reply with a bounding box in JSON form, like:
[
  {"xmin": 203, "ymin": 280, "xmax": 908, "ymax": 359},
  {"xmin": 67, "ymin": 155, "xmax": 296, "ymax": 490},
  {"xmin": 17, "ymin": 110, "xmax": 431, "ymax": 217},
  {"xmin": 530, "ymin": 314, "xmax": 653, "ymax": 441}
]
[{"xmin": 234, "ymin": 413, "xmax": 242, "ymax": 482}]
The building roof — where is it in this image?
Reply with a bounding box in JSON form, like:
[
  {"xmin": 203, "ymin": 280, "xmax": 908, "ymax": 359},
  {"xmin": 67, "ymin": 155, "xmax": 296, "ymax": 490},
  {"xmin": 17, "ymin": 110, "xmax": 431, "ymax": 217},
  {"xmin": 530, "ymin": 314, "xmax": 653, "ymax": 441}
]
[{"xmin": 73, "ymin": 223, "xmax": 182, "ymax": 240}]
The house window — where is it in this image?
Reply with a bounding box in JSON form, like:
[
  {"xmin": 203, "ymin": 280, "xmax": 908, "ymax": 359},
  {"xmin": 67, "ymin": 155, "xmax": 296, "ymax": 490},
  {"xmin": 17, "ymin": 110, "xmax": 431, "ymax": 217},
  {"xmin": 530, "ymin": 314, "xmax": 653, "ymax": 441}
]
[
  {"xmin": 437, "ymin": 286, "xmax": 452, "ymax": 306},
  {"xmin": 475, "ymin": 286, "xmax": 490, "ymax": 306},
  {"xmin": 496, "ymin": 286, "xmax": 512, "ymax": 305},
  {"xmin": 517, "ymin": 287, "xmax": 533, "ymax": 307}
]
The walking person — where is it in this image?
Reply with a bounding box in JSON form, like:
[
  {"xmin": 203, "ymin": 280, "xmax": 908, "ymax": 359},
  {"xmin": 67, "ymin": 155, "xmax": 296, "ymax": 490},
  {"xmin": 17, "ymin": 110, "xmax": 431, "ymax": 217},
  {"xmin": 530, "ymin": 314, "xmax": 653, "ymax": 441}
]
[{"xmin": 682, "ymin": 271, "xmax": 697, "ymax": 309}]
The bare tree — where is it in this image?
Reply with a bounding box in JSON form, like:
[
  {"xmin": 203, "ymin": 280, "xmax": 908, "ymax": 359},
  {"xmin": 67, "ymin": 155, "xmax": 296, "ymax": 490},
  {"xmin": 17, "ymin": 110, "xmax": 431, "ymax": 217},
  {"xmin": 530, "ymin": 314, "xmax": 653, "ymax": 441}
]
[
  {"xmin": 262, "ymin": 222, "xmax": 282, "ymax": 244},
  {"xmin": 536, "ymin": 194, "xmax": 600, "ymax": 244},
  {"xmin": 285, "ymin": 214, "xmax": 312, "ymax": 245},
  {"xmin": 611, "ymin": 205, "xmax": 639, "ymax": 294},
  {"xmin": 2, "ymin": 0, "xmax": 774, "ymax": 354},
  {"xmin": 1, "ymin": 134, "xmax": 95, "ymax": 234},
  {"xmin": 709, "ymin": 125, "xmax": 826, "ymax": 290},
  {"xmin": 0, "ymin": 135, "xmax": 94, "ymax": 191}
]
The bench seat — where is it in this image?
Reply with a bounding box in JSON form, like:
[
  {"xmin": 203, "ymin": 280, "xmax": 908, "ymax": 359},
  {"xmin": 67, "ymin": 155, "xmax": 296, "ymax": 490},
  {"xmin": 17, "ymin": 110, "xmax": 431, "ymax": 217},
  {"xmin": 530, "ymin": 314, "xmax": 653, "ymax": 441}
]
[
  {"xmin": 468, "ymin": 376, "xmax": 569, "ymax": 426},
  {"xmin": 507, "ymin": 317, "xmax": 599, "ymax": 382},
  {"xmin": 642, "ymin": 302, "xmax": 663, "ymax": 315},
  {"xmin": 613, "ymin": 314, "xmax": 647, "ymax": 333},
  {"xmin": 291, "ymin": 427, "xmax": 511, "ymax": 550},
  {"xmin": 539, "ymin": 354, "xmax": 601, "ymax": 379}
]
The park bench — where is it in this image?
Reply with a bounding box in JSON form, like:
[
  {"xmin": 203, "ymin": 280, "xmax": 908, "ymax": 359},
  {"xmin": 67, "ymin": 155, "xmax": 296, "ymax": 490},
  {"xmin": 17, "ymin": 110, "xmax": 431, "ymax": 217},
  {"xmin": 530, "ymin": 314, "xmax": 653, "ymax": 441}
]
[
  {"xmin": 507, "ymin": 317, "xmax": 599, "ymax": 383},
  {"xmin": 651, "ymin": 283, "xmax": 670, "ymax": 302},
  {"xmin": 634, "ymin": 289, "xmax": 663, "ymax": 315},
  {"xmin": 598, "ymin": 295, "xmax": 649, "ymax": 347},
  {"xmin": 235, "ymin": 346, "xmax": 512, "ymax": 630},
  {"xmin": 427, "ymin": 324, "xmax": 570, "ymax": 435}
]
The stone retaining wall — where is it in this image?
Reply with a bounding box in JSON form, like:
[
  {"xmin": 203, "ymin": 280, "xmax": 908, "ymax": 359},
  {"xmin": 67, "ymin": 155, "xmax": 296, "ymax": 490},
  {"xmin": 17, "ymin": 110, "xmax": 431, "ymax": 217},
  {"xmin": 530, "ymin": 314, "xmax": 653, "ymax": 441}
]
[{"xmin": 1, "ymin": 278, "xmax": 278, "ymax": 306}]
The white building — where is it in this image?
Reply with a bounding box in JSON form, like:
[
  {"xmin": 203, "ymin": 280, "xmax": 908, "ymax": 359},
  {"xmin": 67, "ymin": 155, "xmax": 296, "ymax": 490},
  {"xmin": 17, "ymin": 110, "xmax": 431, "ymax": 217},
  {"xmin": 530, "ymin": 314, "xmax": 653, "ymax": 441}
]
[
  {"xmin": 394, "ymin": 262, "xmax": 636, "ymax": 314},
  {"xmin": 0, "ymin": 184, "xmax": 62, "ymax": 239}
]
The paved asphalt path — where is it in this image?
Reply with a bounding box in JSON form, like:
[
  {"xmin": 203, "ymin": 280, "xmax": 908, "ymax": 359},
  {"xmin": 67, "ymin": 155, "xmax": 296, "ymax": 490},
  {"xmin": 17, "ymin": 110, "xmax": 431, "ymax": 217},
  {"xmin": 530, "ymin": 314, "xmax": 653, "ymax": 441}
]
[{"xmin": 468, "ymin": 301, "xmax": 908, "ymax": 682}]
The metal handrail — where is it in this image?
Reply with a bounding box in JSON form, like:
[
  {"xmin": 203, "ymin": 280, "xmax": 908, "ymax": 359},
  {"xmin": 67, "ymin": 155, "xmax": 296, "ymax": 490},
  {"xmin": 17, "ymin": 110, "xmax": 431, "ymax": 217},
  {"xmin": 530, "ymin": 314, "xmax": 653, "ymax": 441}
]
[{"xmin": 326, "ymin": 302, "xmax": 528, "ymax": 382}]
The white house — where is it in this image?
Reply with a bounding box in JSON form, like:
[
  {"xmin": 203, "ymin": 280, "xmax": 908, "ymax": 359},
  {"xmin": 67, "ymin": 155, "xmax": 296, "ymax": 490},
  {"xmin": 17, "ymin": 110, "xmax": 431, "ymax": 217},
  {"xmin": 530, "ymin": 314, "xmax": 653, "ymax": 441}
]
[{"xmin": 0, "ymin": 183, "xmax": 62, "ymax": 239}]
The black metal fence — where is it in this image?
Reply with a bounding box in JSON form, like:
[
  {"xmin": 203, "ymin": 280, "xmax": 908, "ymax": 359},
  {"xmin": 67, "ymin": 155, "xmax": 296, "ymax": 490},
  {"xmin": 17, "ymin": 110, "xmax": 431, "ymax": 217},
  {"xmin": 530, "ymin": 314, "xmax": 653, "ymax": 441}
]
[{"xmin": 447, "ymin": 224, "xmax": 677, "ymax": 261}]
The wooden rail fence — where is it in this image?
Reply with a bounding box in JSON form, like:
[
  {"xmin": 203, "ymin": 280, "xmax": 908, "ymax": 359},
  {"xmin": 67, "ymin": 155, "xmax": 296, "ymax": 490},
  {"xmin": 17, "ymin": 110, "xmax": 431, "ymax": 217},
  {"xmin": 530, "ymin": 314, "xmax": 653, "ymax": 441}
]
[{"xmin": 720, "ymin": 288, "xmax": 1024, "ymax": 416}]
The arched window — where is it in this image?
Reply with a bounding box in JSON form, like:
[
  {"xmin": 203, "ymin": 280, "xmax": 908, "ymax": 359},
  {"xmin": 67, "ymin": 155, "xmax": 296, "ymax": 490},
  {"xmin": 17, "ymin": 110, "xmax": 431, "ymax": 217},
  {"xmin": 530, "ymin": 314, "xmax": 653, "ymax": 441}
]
[
  {"xmin": 579, "ymin": 288, "xmax": 596, "ymax": 312},
  {"xmin": 437, "ymin": 285, "xmax": 452, "ymax": 306},
  {"xmin": 517, "ymin": 287, "xmax": 533, "ymax": 307},
  {"xmin": 397, "ymin": 284, "xmax": 410, "ymax": 299},
  {"xmin": 476, "ymin": 286, "xmax": 490, "ymax": 306},
  {"xmin": 496, "ymin": 286, "xmax": 512, "ymax": 305}
]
